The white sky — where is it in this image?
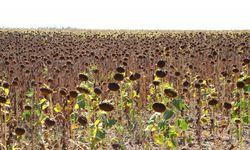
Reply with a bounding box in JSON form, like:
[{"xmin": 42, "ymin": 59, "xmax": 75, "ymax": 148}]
[{"xmin": 0, "ymin": 0, "xmax": 250, "ymax": 30}]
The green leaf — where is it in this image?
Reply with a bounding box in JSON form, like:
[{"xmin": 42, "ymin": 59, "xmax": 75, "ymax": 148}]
[
  {"xmin": 177, "ymin": 119, "xmax": 189, "ymax": 131},
  {"xmin": 158, "ymin": 120, "xmax": 167, "ymax": 131},
  {"xmin": 77, "ymin": 99, "xmax": 85, "ymax": 109},
  {"xmin": 172, "ymin": 99, "xmax": 187, "ymax": 111},
  {"xmin": 243, "ymin": 116, "xmax": 249, "ymax": 124},
  {"xmin": 241, "ymin": 100, "xmax": 247, "ymax": 110},
  {"xmin": 95, "ymin": 129, "xmax": 106, "ymax": 141},
  {"xmin": 22, "ymin": 110, "xmax": 31, "ymax": 120},
  {"xmin": 187, "ymin": 135, "xmax": 192, "ymax": 144},
  {"xmin": 76, "ymin": 95, "xmax": 86, "ymax": 109},
  {"xmin": 116, "ymin": 125, "xmax": 124, "ymax": 134},
  {"xmin": 168, "ymin": 126, "xmax": 179, "ymax": 138},
  {"xmin": 163, "ymin": 110, "xmax": 174, "ymax": 120},
  {"xmin": 170, "ymin": 138, "xmax": 177, "ymax": 148},
  {"xmin": 26, "ymin": 90, "xmax": 34, "ymax": 98},
  {"xmin": 77, "ymin": 94, "xmax": 84, "ymax": 101},
  {"xmin": 70, "ymin": 112, "xmax": 78, "ymax": 122},
  {"xmin": 244, "ymin": 85, "xmax": 250, "ymax": 92},
  {"xmin": 105, "ymin": 119, "xmax": 117, "ymax": 128}
]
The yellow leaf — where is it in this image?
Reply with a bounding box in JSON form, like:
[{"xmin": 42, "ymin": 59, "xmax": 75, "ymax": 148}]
[
  {"xmin": 166, "ymin": 140, "xmax": 174, "ymax": 147},
  {"xmin": 154, "ymin": 76, "xmax": 160, "ymax": 81},
  {"xmin": 42, "ymin": 105, "xmax": 47, "ymax": 110},
  {"xmin": 42, "ymin": 102, "xmax": 49, "ymax": 110},
  {"xmin": 203, "ymin": 107, "xmax": 208, "ymax": 115},
  {"xmin": 4, "ymin": 88, "xmax": 9, "ymax": 96},
  {"xmin": 34, "ymin": 117, "xmax": 45, "ymax": 126},
  {"xmin": 153, "ymin": 134, "xmax": 164, "ymax": 145},
  {"xmin": 93, "ymin": 128, "xmax": 97, "ymax": 136},
  {"xmin": 92, "ymin": 101, "xmax": 98, "ymax": 107},
  {"xmin": 150, "ymin": 87, "xmax": 155, "ymax": 94},
  {"xmin": 151, "ymin": 126, "xmax": 157, "ymax": 132},
  {"xmin": 203, "ymin": 130, "xmax": 210, "ymax": 138},
  {"xmin": 94, "ymin": 119, "xmax": 101, "ymax": 126},
  {"xmin": 1, "ymin": 110, "xmax": 9, "ymax": 113},
  {"xmin": 6, "ymin": 114, "xmax": 11, "ymax": 122},
  {"xmin": 54, "ymin": 103, "xmax": 63, "ymax": 113},
  {"xmin": 6, "ymin": 99, "xmax": 11, "ymax": 105},
  {"xmin": 193, "ymin": 92, "xmax": 196, "ymax": 98},
  {"xmin": 74, "ymin": 103, "xmax": 79, "ymax": 110},
  {"xmin": 71, "ymin": 124, "xmax": 80, "ymax": 130},
  {"xmin": 132, "ymin": 90, "xmax": 137, "ymax": 98},
  {"xmin": 39, "ymin": 98, "xmax": 46, "ymax": 104}
]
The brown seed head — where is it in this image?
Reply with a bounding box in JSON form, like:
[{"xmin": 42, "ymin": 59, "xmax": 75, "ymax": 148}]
[
  {"xmin": 108, "ymin": 83, "xmax": 120, "ymax": 91},
  {"xmin": 15, "ymin": 127, "xmax": 25, "ymax": 136},
  {"xmin": 152, "ymin": 103, "xmax": 166, "ymax": 112},
  {"xmin": 78, "ymin": 115, "xmax": 88, "ymax": 126},
  {"xmin": 99, "ymin": 103, "xmax": 114, "ymax": 112},
  {"xmin": 164, "ymin": 88, "xmax": 178, "ymax": 98}
]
